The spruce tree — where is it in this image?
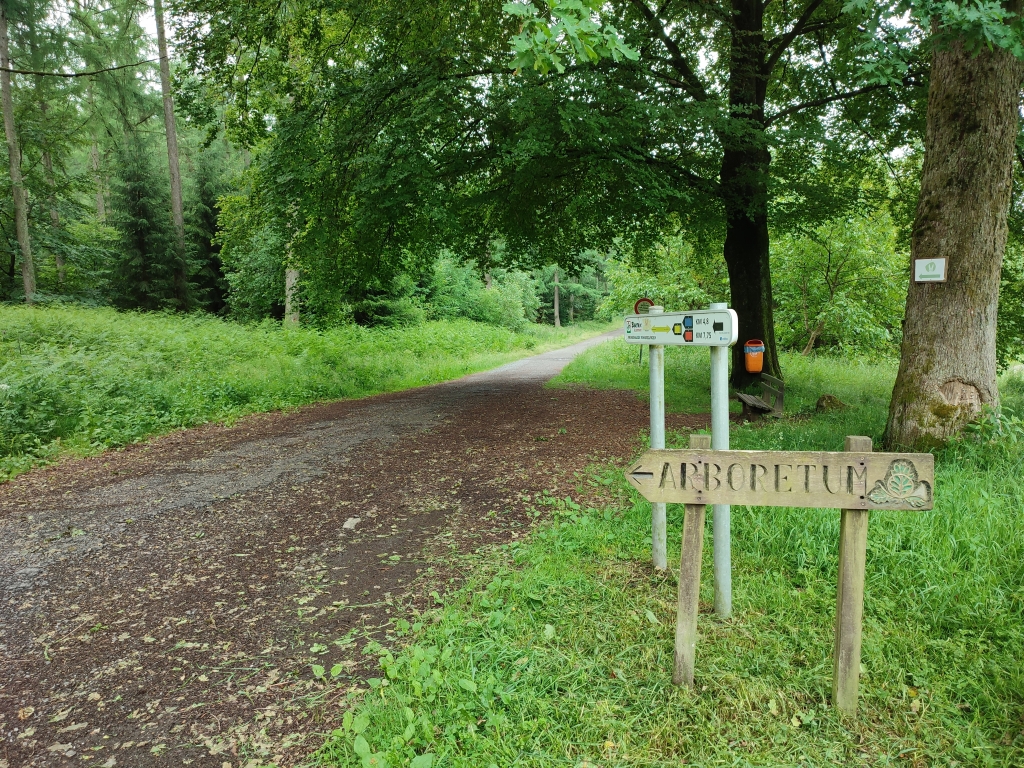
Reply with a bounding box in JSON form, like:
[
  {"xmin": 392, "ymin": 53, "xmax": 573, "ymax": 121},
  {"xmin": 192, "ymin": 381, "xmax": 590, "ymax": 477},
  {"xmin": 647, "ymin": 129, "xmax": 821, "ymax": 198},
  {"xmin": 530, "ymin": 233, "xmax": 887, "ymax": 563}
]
[{"xmin": 107, "ymin": 137, "xmax": 179, "ymax": 310}]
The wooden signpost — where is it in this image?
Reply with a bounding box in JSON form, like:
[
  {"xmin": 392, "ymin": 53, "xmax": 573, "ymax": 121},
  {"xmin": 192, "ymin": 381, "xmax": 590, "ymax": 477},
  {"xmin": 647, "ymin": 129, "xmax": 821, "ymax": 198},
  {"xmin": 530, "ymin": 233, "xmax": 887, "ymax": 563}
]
[{"xmin": 628, "ymin": 434, "xmax": 934, "ymax": 715}]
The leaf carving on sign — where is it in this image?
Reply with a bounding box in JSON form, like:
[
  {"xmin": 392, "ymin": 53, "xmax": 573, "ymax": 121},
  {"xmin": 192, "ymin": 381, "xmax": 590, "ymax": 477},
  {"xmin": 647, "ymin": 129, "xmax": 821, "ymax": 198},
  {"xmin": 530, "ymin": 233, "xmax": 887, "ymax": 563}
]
[{"xmin": 867, "ymin": 460, "xmax": 931, "ymax": 508}]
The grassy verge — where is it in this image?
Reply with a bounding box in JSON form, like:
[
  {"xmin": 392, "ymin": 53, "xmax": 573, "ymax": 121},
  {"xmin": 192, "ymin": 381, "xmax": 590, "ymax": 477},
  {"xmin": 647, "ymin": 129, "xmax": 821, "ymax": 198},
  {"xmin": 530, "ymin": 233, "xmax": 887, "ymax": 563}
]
[
  {"xmin": 313, "ymin": 349, "xmax": 1024, "ymax": 767},
  {"xmin": 0, "ymin": 305, "xmax": 611, "ymax": 480},
  {"xmin": 551, "ymin": 340, "xmax": 898, "ymax": 418}
]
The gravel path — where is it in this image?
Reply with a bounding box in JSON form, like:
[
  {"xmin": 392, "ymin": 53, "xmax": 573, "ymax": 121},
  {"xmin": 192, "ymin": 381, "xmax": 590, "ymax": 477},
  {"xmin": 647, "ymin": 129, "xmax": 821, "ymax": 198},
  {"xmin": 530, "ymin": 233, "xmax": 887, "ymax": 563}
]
[{"xmin": 0, "ymin": 330, "xmax": 706, "ymax": 767}]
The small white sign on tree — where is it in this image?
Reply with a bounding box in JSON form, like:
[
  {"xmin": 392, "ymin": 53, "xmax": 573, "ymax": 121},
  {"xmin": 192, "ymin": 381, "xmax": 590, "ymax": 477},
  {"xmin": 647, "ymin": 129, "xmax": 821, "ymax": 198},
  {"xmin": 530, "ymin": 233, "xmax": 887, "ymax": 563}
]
[{"xmin": 914, "ymin": 258, "xmax": 947, "ymax": 282}]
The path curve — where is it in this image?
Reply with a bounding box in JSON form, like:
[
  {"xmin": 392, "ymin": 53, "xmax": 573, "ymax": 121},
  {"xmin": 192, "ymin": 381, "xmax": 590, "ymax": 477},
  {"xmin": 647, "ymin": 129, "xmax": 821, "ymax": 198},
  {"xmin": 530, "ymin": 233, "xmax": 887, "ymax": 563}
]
[{"xmin": 0, "ymin": 330, "xmax": 703, "ymax": 767}]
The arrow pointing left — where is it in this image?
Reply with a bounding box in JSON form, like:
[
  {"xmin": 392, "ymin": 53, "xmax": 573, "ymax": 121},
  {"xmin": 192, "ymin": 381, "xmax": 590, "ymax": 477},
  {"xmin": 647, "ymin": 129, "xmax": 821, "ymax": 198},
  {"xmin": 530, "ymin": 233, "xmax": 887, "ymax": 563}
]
[{"xmin": 628, "ymin": 464, "xmax": 654, "ymax": 486}]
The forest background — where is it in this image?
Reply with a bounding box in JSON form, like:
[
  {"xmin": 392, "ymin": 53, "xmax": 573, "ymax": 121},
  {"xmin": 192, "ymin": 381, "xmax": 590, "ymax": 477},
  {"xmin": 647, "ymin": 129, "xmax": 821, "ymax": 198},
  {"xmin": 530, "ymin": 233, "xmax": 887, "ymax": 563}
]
[{"xmin": 1, "ymin": 0, "xmax": 1023, "ymax": 372}]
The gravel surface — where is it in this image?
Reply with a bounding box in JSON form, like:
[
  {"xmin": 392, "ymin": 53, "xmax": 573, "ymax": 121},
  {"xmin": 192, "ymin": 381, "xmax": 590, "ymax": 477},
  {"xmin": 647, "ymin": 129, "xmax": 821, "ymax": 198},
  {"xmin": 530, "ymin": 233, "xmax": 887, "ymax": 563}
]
[{"xmin": 0, "ymin": 330, "xmax": 708, "ymax": 767}]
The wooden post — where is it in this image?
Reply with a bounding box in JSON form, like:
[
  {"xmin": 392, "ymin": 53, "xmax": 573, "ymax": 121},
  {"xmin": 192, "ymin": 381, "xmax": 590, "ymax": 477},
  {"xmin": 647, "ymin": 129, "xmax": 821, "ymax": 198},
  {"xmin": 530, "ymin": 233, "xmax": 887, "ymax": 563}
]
[
  {"xmin": 832, "ymin": 435, "xmax": 873, "ymax": 715},
  {"xmin": 673, "ymin": 433, "xmax": 711, "ymax": 687}
]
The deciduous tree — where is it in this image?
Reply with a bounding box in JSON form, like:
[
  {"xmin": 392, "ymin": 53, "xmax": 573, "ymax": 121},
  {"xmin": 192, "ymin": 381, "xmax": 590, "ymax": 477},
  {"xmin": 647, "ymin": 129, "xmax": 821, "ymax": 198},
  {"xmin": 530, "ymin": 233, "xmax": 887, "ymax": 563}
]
[
  {"xmin": 884, "ymin": 1, "xmax": 1024, "ymax": 447},
  {"xmin": 176, "ymin": 0, "xmax": 923, "ymax": 383},
  {"xmin": 0, "ymin": 1, "xmax": 34, "ymax": 302}
]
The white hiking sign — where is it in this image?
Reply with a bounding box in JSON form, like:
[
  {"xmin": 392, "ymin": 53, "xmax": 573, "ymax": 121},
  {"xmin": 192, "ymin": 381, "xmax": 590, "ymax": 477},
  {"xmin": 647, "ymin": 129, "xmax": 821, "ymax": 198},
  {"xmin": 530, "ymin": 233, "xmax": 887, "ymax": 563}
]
[{"xmin": 623, "ymin": 308, "xmax": 738, "ymax": 347}]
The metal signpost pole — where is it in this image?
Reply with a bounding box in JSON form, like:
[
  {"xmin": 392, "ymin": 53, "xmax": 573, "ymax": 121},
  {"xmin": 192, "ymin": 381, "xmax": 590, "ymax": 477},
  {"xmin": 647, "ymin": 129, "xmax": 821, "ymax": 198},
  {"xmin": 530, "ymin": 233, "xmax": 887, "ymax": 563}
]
[
  {"xmin": 648, "ymin": 306, "xmax": 667, "ymax": 570},
  {"xmin": 708, "ymin": 302, "xmax": 732, "ymax": 618},
  {"xmin": 622, "ymin": 305, "xmax": 737, "ymax": 573}
]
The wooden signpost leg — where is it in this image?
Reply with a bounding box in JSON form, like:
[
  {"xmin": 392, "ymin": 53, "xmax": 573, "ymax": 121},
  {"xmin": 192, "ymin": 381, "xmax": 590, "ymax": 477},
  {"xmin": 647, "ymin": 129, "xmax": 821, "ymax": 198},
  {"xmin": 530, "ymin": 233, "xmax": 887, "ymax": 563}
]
[
  {"xmin": 674, "ymin": 433, "xmax": 711, "ymax": 687},
  {"xmin": 832, "ymin": 435, "xmax": 873, "ymax": 715}
]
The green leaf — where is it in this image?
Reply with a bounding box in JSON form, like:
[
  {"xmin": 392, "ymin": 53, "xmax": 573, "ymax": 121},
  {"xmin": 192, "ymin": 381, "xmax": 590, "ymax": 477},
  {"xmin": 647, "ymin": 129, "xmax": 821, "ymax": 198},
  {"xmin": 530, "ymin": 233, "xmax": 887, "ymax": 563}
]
[
  {"xmin": 411, "ymin": 755, "xmax": 435, "ymax": 768},
  {"xmin": 459, "ymin": 678, "xmax": 478, "ymax": 692},
  {"xmin": 502, "ymin": 1, "xmax": 535, "ymax": 16},
  {"xmin": 311, "ymin": 664, "xmax": 325, "ymax": 679},
  {"xmin": 330, "ymin": 663, "xmax": 344, "ymax": 678},
  {"xmin": 353, "ymin": 734, "xmax": 371, "ymax": 758},
  {"xmin": 352, "ymin": 713, "xmax": 370, "ymax": 734},
  {"xmin": 644, "ymin": 609, "xmax": 661, "ymax": 626},
  {"xmin": 543, "ymin": 623, "xmax": 556, "ymax": 640}
]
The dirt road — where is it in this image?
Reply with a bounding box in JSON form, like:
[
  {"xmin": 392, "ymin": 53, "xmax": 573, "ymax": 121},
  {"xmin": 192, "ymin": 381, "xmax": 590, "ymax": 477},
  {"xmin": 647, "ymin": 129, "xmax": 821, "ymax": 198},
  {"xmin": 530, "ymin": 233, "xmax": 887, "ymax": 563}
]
[{"xmin": 0, "ymin": 331, "xmax": 703, "ymax": 767}]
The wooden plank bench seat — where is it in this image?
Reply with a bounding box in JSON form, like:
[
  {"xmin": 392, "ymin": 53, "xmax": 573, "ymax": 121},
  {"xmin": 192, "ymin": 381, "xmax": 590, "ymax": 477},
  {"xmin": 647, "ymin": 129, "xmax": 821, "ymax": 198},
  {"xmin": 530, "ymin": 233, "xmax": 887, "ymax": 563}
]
[{"xmin": 735, "ymin": 373, "xmax": 784, "ymax": 420}]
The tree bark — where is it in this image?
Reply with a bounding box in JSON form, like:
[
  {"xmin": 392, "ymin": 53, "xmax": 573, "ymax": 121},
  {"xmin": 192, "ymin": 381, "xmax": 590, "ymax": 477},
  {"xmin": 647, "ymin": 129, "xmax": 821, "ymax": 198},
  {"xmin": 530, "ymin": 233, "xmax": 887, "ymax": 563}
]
[
  {"xmin": 284, "ymin": 267, "xmax": 300, "ymax": 325},
  {"xmin": 90, "ymin": 136, "xmax": 105, "ymax": 220},
  {"xmin": 87, "ymin": 85, "xmax": 105, "ymax": 220},
  {"xmin": 0, "ymin": 4, "xmax": 34, "ymax": 303},
  {"xmin": 42, "ymin": 146, "xmax": 64, "ymax": 285},
  {"xmin": 37, "ymin": 100, "xmax": 65, "ymax": 287},
  {"xmin": 154, "ymin": 0, "xmax": 188, "ymax": 309},
  {"xmin": 721, "ymin": 0, "xmax": 779, "ymax": 387},
  {"xmin": 801, "ymin": 319, "xmax": 824, "ymax": 356},
  {"xmin": 884, "ymin": 33, "xmax": 1023, "ymax": 448},
  {"xmin": 553, "ymin": 267, "xmax": 561, "ymax": 327}
]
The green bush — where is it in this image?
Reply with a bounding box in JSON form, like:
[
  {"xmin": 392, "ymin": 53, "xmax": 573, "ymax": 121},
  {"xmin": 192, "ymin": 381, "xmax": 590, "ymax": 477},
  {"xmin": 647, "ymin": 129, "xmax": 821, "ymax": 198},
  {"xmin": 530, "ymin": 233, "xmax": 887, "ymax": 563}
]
[
  {"xmin": 425, "ymin": 256, "xmax": 539, "ymax": 331},
  {"xmin": 216, "ymin": 193, "xmax": 288, "ymax": 321},
  {"xmin": 0, "ymin": 306, "xmax": 607, "ymax": 480},
  {"xmin": 353, "ymin": 296, "xmax": 427, "ymax": 328},
  {"xmin": 597, "ymin": 238, "xmax": 728, "ymax": 319},
  {"xmin": 771, "ymin": 214, "xmax": 906, "ymax": 355},
  {"xmin": 998, "ymin": 245, "xmax": 1024, "ymax": 370}
]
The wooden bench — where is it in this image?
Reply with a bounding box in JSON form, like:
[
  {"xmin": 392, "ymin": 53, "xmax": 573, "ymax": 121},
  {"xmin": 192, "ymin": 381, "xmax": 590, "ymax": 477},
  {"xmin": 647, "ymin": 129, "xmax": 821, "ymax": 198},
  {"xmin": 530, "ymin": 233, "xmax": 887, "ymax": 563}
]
[{"xmin": 735, "ymin": 373, "xmax": 784, "ymax": 420}]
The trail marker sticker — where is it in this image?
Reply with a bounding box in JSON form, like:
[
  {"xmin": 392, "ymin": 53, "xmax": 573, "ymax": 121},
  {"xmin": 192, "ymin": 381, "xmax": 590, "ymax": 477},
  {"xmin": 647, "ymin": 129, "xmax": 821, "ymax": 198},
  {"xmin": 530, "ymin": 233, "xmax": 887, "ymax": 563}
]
[
  {"xmin": 624, "ymin": 308, "xmax": 738, "ymax": 347},
  {"xmin": 914, "ymin": 258, "xmax": 946, "ymax": 282}
]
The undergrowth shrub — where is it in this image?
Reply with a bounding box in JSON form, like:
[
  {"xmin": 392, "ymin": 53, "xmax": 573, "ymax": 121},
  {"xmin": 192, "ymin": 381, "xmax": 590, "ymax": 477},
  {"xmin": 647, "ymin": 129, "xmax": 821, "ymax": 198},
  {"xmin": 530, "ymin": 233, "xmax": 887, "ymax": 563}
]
[
  {"xmin": 0, "ymin": 306, "xmax": 605, "ymax": 480},
  {"xmin": 425, "ymin": 257, "xmax": 539, "ymax": 331}
]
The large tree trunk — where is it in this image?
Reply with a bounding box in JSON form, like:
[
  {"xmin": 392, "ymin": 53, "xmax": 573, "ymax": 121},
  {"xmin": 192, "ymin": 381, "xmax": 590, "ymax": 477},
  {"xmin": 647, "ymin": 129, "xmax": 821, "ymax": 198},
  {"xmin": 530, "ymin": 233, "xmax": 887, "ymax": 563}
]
[
  {"xmin": 884, "ymin": 34, "xmax": 1023, "ymax": 448},
  {"xmin": 154, "ymin": 0, "xmax": 188, "ymax": 309},
  {"xmin": 0, "ymin": 5, "xmax": 34, "ymax": 303},
  {"xmin": 721, "ymin": 0, "xmax": 779, "ymax": 387}
]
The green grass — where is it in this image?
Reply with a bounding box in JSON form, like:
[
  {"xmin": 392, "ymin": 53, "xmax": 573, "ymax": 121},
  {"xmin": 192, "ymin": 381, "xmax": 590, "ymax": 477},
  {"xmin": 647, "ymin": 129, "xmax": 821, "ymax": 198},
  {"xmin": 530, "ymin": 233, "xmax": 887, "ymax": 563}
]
[
  {"xmin": 313, "ymin": 348, "xmax": 1024, "ymax": 768},
  {"xmin": 0, "ymin": 305, "xmax": 610, "ymax": 480},
  {"xmin": 552, "ymin": 341, "xmax": 896, "ymax": 421}
]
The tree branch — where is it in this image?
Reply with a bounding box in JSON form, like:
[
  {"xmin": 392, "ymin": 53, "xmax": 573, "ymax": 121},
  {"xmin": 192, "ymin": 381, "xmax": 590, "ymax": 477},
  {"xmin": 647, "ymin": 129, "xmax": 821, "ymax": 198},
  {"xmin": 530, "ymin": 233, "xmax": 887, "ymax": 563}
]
[
  {"xmin": 626, "ymin": 0, "xmax": 709, "ymax": 101},
  {"xmin": 765, "ymin": 83, "xmax": 889, "ymax": 125},
  {"xmin": 0, "ymin": 59, "xmax": 156, "ymax": 78},
  {"xmin": 763, "ymin": 0, "xmax": 826, "ymax": 77},
  {"xmin": 648, "ymin": 68, "xmax": 693, "ymax": 90}
]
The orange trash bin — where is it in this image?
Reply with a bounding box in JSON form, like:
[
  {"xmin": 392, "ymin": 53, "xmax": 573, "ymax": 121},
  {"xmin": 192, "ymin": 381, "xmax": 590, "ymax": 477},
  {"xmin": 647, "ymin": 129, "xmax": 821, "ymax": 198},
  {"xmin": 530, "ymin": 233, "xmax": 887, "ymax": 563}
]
[{"xmin": 744, "ymin": 340, "xmax": 764, "ymax": 373}]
